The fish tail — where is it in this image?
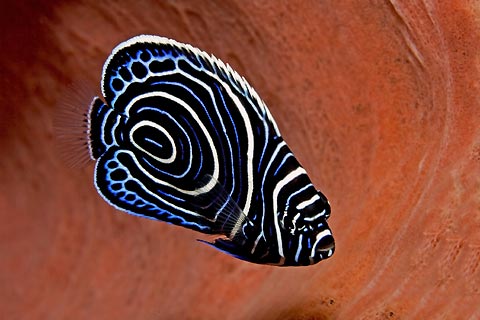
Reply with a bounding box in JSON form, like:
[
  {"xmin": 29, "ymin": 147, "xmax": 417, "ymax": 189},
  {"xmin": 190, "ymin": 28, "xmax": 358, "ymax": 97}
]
[{"xmin": 53, "ymin": 81, "xmax": 100, "ymax": 167}]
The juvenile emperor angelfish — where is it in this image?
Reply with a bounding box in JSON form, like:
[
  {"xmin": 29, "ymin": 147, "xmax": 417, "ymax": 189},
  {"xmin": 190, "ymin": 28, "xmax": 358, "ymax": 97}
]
[{"xmin": 74, "ymin": 35, "xmax": 334, "ymax": 266}]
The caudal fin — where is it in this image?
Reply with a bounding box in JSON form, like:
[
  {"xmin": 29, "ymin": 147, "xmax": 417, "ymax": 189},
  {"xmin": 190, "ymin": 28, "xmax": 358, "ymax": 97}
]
[{"xmin": 53, "ymin": 81, "xmax": 105, "ymax": 167}]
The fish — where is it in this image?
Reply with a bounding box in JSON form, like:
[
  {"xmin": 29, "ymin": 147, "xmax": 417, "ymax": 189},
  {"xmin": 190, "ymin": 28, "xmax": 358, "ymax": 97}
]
[{"xmin": 63, "ymin": 35, "xmax": 334, "ymax": 266}]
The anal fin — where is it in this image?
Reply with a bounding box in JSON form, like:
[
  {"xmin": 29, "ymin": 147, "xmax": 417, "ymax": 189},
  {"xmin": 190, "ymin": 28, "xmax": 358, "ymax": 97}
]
[{"xmin": 194, "ymin": 174, "xmax": 250, "ymax": 243}]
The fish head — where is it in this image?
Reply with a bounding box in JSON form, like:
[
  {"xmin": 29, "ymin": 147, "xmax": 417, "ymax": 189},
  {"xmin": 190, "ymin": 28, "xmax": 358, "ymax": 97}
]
[{"xmin": 279, "ymin": 190, "xmax": 335, "ymax": 265}]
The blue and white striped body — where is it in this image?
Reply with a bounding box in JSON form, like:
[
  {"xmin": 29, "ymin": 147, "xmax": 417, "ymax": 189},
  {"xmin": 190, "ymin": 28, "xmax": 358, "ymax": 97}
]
[{"xmin": 86, "ymin": 35, "xmax": 334, "ymax": 266}]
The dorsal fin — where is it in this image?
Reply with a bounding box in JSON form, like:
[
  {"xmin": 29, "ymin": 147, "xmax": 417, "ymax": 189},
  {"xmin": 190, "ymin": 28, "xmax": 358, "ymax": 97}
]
[{"xmin": 100, "ymin": 35, "xmax": 271, "ymax": 122}]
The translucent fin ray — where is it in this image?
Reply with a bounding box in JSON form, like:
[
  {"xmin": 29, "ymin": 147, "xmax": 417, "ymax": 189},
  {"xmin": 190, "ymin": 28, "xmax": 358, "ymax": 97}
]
[{"xmin": 194, "ymin": 174, "xmax": 249, "ymax": 241}]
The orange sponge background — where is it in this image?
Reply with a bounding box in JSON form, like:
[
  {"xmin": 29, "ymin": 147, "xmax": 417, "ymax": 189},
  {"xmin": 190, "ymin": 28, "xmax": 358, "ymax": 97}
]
[{"xmin": 1, "ymin": 1, "xmax": 479, "ymax": 319}]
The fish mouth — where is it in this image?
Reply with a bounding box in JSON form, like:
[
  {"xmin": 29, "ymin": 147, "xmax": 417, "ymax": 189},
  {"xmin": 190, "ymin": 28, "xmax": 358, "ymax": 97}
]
[
  {"xmin": 307, "ymin": 233, "xmax": 335, "ymax": 265},
  {"xmin": 316, "ymin": 234, "xmax": 335, "ymax": 256}
]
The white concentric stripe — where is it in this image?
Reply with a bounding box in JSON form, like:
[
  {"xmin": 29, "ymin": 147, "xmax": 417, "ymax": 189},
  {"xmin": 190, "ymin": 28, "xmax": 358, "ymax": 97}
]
[
  {"xmin": 272, "ymin": 167, "xmax": 307, "ymax": 262},
  {"xmin": 124, "ymin": 76, "xmax": 254, "ymax": 208},
  {"xmin": 285, "ymin": 183, "xmax": 312, "ymax": 208},
  {"xmin": 104, "ymin": 36, "xmax": 266, "ymax": 216},
  {"xmin": 179, "ymin": 68, "xmax": 255, "ymax": 216},
  {"xmin": 310, "ymin": 229, "xmax": 332, "ymax": 258},
  {"xmin": 102, "ymin": 35, "xmax": 269, "ymax": 118},
  {"xmin": 94, "ymin": 150, "xmax": 208, "ymax": 220},
  {"xmin": 123, "ymin": 92, "xmax": 220, "ymax": 195},
  {"xmin": 304, "ymin": 209, "xmax": 326, "ymax": 222},
  {"xmin": 255, "ymin": 141, "xmax": 287, "ymax": 255},
  {"xmin": 210, "ymin": 84, "xmax": 237, "ymax": 218},
  {"xmin": 100, "ymin": 108, "xmax": 121, "ymax": 149},
  {"xmin": 291, "ymin": 212, "xmax": 301, "ymax": 233},
  {"xmin": 130, "ymin": 121, "xmax": 176, "ymax": 163},
  {"xmin": 178, "ymin": 70, "xmax": 238, "ymax": 209},
  {"xmin": 136, "ymin": 106, "xmax": 193, "ymax": 178},
  {"xmin": 263, "ymin": 102, "xmax": 280, "ymax": 136},
  {"xmin": 296, "ymin": 194, "xmax": 321, "ymax": 210}
]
